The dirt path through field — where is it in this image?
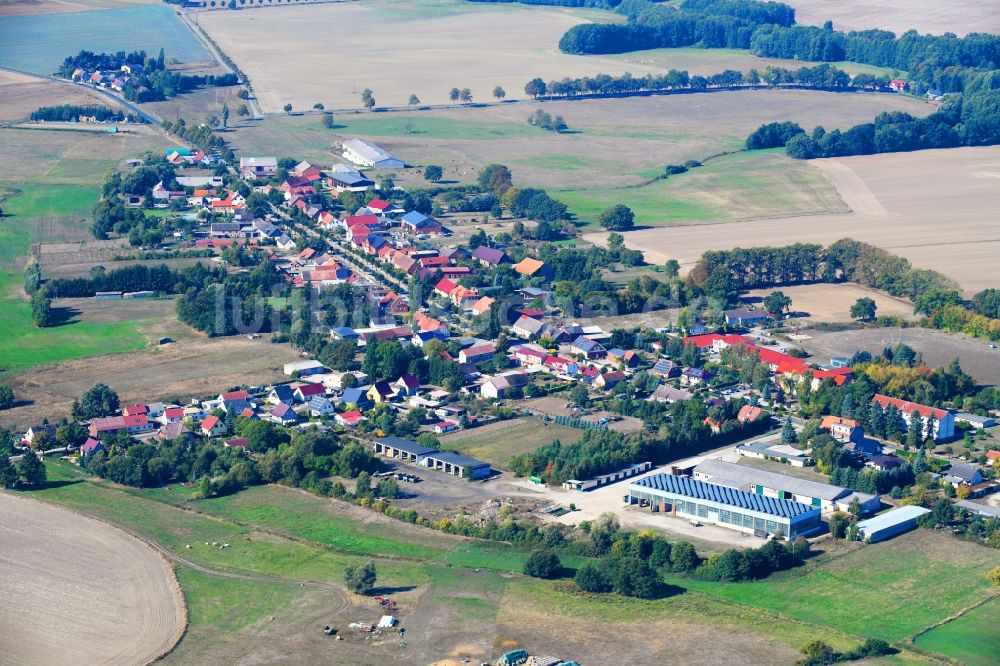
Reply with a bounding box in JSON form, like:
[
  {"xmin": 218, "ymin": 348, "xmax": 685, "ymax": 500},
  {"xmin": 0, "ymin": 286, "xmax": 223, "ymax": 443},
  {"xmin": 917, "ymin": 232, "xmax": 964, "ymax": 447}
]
[{"xmin": 0, "ymin": 492, "xmax": 185, "ymax": 665}]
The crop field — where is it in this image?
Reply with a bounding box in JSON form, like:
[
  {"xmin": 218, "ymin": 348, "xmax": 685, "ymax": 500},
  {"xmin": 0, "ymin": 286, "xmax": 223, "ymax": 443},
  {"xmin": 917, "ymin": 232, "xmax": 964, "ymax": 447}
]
[
  {"xmin": 913, "ymin": 597, "xmax": 1000, "ymax": 666},
  {"xmin": 0, "ymin": 69, "xmax": 121, "ymax": 123},
  {"xmin": 199, "ymin": 0, "xmax": 914, "ymax": 113},
  {"xmin": 796, "ymin": 326, "xmax": 1000, "ymax": 386},
  {"xmin": 437, "ymin": 417, "xmax": 584, "ymax": 469},
  {"xmin": 786, "ymin": 0, "xmax": 1000, "ymax": 37},
  {"xmin": 599, "ymin": 146, "xmax": 1000, "ymax": 294},
  {"xmin": 232, "ymin": 89, "xmax": 928, "ymax": 192},
  {"xmin": 0, "ymin": 4, "xmax": 209, "ymax": 75},
  {"xmin": 0, "ymin": 335, "xmax": 299, "ymax": 428},
  {"xmin": 673, "ymin": 530, "xmax": 999, "ymax": 645},
  {"xmin": 742, "ymin": 283, "xmax": 917, "ymax": 324},
  {"xmin": 0, "ymin": 492, "xmax": 184, "ymax": 665},
  {"xmin": 0, "ymin": 0, "xmax": 158, "ymax": 16}
]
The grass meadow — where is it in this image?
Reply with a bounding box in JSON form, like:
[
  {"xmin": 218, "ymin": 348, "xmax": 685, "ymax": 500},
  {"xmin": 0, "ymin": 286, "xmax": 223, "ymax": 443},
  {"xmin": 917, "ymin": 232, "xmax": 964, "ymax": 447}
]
[
  {"xmin": 438, "ymin": 418, "xmax": 584, "ymax": 469},
  {"xmin": 0, "ymin": 5, "xmax": 209, "ymax": 75},
  {"xmin": 13, "ymin": 460, "xmax": 988, "ymax": 663},
  {"xmin": 912, "ymin": 597, "xmax": 1000, "ymax": 666}
]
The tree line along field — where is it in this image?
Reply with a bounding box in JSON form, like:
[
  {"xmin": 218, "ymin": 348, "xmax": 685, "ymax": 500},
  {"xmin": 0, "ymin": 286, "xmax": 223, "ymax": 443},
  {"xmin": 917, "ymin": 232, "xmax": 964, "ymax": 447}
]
[
  {"xmin": 595, "ymin": 145, "xmax": 1000, "ymax": 295},
  {"xmin": 0, "ymin": 69, "xmax": 124, "ymax": 124},
  {"xmin": 9, "ymin": 459, "xmax": 995, "ymax": 665},
  {"xmin": 199, "ymin": 0, "xmax": 905, "ymax": 113}
]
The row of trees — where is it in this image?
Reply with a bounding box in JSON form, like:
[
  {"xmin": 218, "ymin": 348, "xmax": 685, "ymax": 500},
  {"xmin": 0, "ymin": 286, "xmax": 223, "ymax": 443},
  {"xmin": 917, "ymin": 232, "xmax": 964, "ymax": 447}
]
[
  {"xmin": 525, "ymin": 62, "xmax": 855, "ymax": 101},
  {"xmin": 30, "ymin": 104, "xmax": 138, "ymax": 123},
  {"xmin": 690, "ymin": 238, "xmax": 959, "ymax": 304},
  {"xmin": 44, "ymin": 262, "xmax": 218, "ymax": 298}
]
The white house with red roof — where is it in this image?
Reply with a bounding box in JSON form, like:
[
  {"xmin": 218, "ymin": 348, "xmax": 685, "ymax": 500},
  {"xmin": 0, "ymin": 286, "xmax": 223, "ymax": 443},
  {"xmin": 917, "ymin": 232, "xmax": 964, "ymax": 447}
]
[
  {"xmin": 871, "ymin": 394, "xmax": 954, "ymax": 441},
  {"xmin": 335, "ymin": 410, "xmax": 366, "ymax": 428},
  {"xmin": 199, "ymin": 415, "xmax": 228, "ymax": 437}
]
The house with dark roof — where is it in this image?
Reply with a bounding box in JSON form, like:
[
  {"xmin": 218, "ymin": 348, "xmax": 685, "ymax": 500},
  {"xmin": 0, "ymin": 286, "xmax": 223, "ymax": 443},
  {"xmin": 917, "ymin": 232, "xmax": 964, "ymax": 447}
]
[
  {"xmin": 367, "ymin": 380, "xmax": 395, "ymax": 404},
  {"xmin": 394, "ymin": 375, "xmax": 421, "ymax": 396},
  {"xmin": 338, "ymin": 387, "xmax": 371, "ymax": 409},
  {"xmin": 471, "ymin": 247, "xmax": 509, "ymax": 267},
  {"xmin": 308, "ymin": 396, "xmax": 336, "ymax": 417},
  {"xmin": 651, "ymin": 359, "xmax": 681, "ymax": 378},
  {"xmin": 268, "ymin": 403, "xmax": 300, "ymax": 426},
  {"xmin": 571, "ymin": 336, "xmax": 606, "ymax": 359}
]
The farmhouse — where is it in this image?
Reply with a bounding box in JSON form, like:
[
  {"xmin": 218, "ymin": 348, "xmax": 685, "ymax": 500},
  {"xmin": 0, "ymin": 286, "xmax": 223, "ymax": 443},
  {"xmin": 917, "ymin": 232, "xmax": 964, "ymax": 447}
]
[
  {"xmin": 870, "ymin": 394, "xmax": 955, "ymax": 441},
  {"xmin": 341, "ymin": 139, "xmax": 404, "ymax": 169},
  {"xmin": 694, "ymin": 459, "xmax": 879, "ymax": 514},
  {"xmin": 627, "ymin": 473, "xmax": 822, "ymax": 539}
]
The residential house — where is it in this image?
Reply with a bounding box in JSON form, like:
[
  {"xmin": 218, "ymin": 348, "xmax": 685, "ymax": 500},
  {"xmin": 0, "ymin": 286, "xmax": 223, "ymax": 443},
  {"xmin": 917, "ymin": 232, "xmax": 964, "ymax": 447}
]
[
  {"xmin": 607, "ymin": 348, "xmax": 641, "ymax": 369},
  {"xmin": 820, "ymin": 416, "xmax": 864, "ymax": 444},
  {"xmin": 267, "ymin": 403, "xmax": 299, "ymax": 426},
  {"xmin": 239, "ymin": 157, "xmax": 278, "ymax": 179},
  {"xmin": 80, "ymin": 437, "xmax": 104, "ymax": 457},
  {"xmin": 330, "ymin": 326, "xmax": 360, "ymax": 342},
  {"xmin": 481, "ymin": 371, "xmax": 530, "ymax": 399},
  {"xmin": 681, "ymin": 367, "xmax": 714, "ymax": 386},
  {"xmin": 267, "ymin": 385, "xmax": 296, "ymax": 405},
  {"xmin": 367, "ymin": 380, "xmax": 395, "ymax": 404},
  {"xmin": 199, "ymin": 415, "xmax": 228, "ymax": 437},
  {"xmin": 308, "ymin": 396, "xmax": 336, "ymax": 417},
  {"xmin": 293, "ymin": 383, "xmax": 326, "ymax": 403},
  {"xmin": 737, "ymin": 405, "xmax": 765, "ymax": 423},
  {"xmin": 434, "ymin": 278, "xmax": 458, "ymax": 299},
  {"xmin": 338, "ymin": 387, "xmax": 372, "ymax": 409},
  {"xmin": 471, "ymin": 296, "xmax": 495, "ymax": 317},
  {"xmin": 23, "ymin": 424, "xmax": 57, "ymax": 446},
  {"xmin": 649, "ymin": 385, "xmax": 693, "ymax": 403},
  {"xmin": 512, "ymin": 257, "xmax": 554, "ymax": 281},
  {"xmin": 394, "ymin": 375, "xmax": 421, "ymax": 397},
  {"xmin": 336, "ymin": 410, "xmax": 367, "ymax": 428},
  {"xmin": 511, "ymin": 315, "xmax": 544, "ymax": 339},
  {"xmin": 571, "ymin": 336, "xmax": 606, "ymax": 359},
  {"xmin": 651, "ymin": 359, "xmax": 681, "ymax": 378},
  {"xmin": 471, "ymin": 247, "xmax": 509, "ymax": 267},
  {"xmin": 942, "ymin": 462, "xmax": 984, "ymax": 488},
  {"xmin": 510, "ymin": 345, "xmax": 547, "ymax": 367},
  {"xmin": 594, "ymin": 370, "xmax": 627, "ymax": 390},
  {"xmin": 459, "ymin": 343, "xmax": 496, "ymax": 364}
]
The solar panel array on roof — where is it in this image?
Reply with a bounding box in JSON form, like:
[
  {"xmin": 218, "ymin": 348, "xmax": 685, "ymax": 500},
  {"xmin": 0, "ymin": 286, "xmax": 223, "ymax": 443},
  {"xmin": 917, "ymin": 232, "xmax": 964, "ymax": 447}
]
[{"xmin": 631, "ymin": 473, "xmax": 816, "ymax": 518}]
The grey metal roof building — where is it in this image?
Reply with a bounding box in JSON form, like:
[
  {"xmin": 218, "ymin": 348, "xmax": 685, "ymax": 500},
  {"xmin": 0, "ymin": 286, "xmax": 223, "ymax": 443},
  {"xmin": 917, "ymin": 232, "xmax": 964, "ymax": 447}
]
[
  {"xmin": 855, "ymin": 506, "xmax": 930, "ymax": 543},
  {"xmin": 421, "ymin": 451, "xmax": 491, "ymax": 479},
  {"xmin": 373, "ymin": 437, "xmax": 437, "ymax": 462},
  {"xmin": 694, "ymin": 459, "xmax": 851, "ymax": 508},
  {"xmin": 628, "ymin": 473, "xmax": 822, "ymax": 539}
]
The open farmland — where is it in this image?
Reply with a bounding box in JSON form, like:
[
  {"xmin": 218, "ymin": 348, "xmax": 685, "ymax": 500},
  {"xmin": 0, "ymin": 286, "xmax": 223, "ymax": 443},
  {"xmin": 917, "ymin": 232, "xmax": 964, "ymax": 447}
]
[
  {"xmin": 232, "ymin": 89, "xmax": 929, "ymax": 191},
  {"xmin": 0, "ymin": 0, "xmax": 159, "ymax": 16},
  {"xmin": 796, "ymin": 326, "xmax": 1000, "ymax": 385},
  {"xmin": 0, "ymin": 4, "xmax": 209, "ymax": 75},
  {"xmin": 0, "ymin": 335, "xmax": 299, "ymax": 428},
  {"xmin": 0, "ymin": 492, "xmax": 184, "ymax": 666},
  {"xmin": 0, "ymin": 69, "xmax": 122, "ymax": 123},
  {"xmin": 913, "ymin": 597, "xmax": 1000, "ymax": 666},
  {"xmin": 743, "ymin": 284, "xmax": 917, "ymax": 324},
  {"xmin": 438, "ymin": 418, "xmax": 584, "ymax": 469},
  {"xmin": 591, "ymin": 146, "xmax": 1000, "ymax": 294},
  {"xmin": 201, "ymin": 0, "xmax": 912, "ymax": 113},
  {"xmin": 785, "ymin": 0, "xmax": 1000, "ymax": 37},
  {"xmin": 20, "ymin": 460, "xmax": 935, "ymax": 665}
]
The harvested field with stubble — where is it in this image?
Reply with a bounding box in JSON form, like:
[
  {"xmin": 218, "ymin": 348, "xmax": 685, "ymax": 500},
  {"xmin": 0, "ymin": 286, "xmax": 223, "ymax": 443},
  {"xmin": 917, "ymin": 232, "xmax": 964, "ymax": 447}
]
[
  {"xmin": 786, "ymin": 0, "xmax": 1000, "ymax": 36},
  {"xmin": 797, "ymin": 326, "xmax": 1000, "ymax": 385},
  {"xmin": 0, "ymin": 492, "xmax": 184, "ymax": 666},
  {"xmin": 200, "ymin": 0, "xmax": 931, "ymax": 113},
  {"xmin": 743, "ymin": 284, "xmax": 917, "ymax": 324},
  {"xmin": 233, "ymin": 89, "xmax": 928, "ymax": 192},
  {"xmin": 0, "ymin": 69, "xmax": 122, "ymax": 123},
  {"xmin": 597, "ymin": 146, "xmax": 1000, "ymax": 294},
  {"xmin": 0, "ymin": 335, "xmax": 300, "ymax": 428}
]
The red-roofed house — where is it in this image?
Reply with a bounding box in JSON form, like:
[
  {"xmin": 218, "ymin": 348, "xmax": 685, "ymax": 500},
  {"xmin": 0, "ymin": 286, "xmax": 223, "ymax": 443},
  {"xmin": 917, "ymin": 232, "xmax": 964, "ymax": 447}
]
[
  {"xmin": 123, "ymin": 404, "xmax": 147, "ymax": 416},
  {"xmin": 199, "ymin": 415, "xmax": 227, "ymax": 437},
  {"xmin": 434, "ymin": 278, "xmax": 458, "ymax": 298},
  {"xmin": 871, "ymin": 394, "xmax": 954, "ymax": 441},
  {"xmin": 219, "ymin": 390, "xmax": 250, "ymax": 402},
  {"xmin": 737, "ymin": 405, "xmax": 764, "ymax": 423},
  {"xmin": 293, "ymin": 383, "xmax": 326, "ymax": 402},
  {"xmin": 335, "ymin": 410, "xmax": 367, "ymax": 428},
  {"xmin": 459, "ymin": 343, "xmax": 496, "ymax": 364},
  {"xmin": 89, "ymin": 416, "xmax": 126, "ymax": 438},
  {"xmin": 366, "ymin": 199, "xmax": 391, "ymax": 213},
  {"xmin": 820, "ymin": 416, "xmax": 862, "ymax": 443}
]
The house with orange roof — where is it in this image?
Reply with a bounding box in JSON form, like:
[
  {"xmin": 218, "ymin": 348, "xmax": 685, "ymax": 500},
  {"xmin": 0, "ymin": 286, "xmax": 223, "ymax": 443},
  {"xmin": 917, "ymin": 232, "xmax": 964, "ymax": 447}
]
[
  {"xmin": 870, "ymin": 394, "xmax": 954, "ymax": 441},
  {"xmin": 512, "ymin": 257, "xmax": 554, "ymax": 280}
]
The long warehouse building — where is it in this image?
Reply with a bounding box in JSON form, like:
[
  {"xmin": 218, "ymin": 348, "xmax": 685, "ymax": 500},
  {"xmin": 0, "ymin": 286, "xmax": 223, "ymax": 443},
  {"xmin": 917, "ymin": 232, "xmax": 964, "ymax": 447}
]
[{"xmin": 627, "ymin": 473, "xmax": 822, "ymax": 539}]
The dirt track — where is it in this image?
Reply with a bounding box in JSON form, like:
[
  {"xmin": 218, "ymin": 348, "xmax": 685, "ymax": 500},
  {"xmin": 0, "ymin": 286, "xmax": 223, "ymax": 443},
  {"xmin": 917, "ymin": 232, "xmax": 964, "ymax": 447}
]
[{"xmin": 0, "ymin": 492, "xmax": 185, "ymax": 666}]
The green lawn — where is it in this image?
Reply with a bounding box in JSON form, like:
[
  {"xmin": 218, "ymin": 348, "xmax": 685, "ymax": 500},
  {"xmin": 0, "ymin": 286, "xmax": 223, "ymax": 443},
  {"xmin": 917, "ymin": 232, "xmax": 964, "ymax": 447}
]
[
  {"xmin": 438, "ymin": 418, "xmax": 584, "ymax": 469},
  {"xmin": 554, "ymin": 149, "xmax": 845, "ymax": 227},
  {"xmin": 668, "ymin": 531, "xmax": 999, "ymax": 644},
  {"xmin": 0, "ymin": 184, "xmax": 153, "ymax": 374},
  {"xmin": 913, "ymin": 597, "xmax": 1000, "ymax": 666}
]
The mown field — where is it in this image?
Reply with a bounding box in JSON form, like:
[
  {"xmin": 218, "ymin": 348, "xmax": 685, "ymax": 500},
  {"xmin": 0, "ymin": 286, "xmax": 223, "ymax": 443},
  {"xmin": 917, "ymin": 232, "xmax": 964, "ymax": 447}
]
[
  {"xmin": 785, "ymin": 0, "xmax": 1000, "ymax": 36},
  {"xmin": 8, "ymin": 459, "xmax": 991, "ymax": 665},
  {"xmin": 0, "ymin": 4, "xmax": 209, "ymax": 75},
  {"xmin": 913, "ymin": 597, "xmax": 1000, "ymax": 666},
  {"xmin": 438, "ymin": 418, "xmax": 584, "ymax": 469}
]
